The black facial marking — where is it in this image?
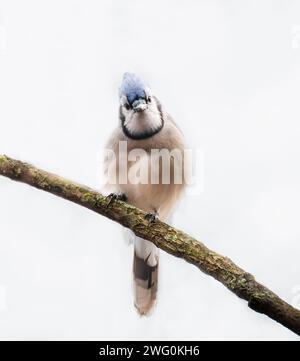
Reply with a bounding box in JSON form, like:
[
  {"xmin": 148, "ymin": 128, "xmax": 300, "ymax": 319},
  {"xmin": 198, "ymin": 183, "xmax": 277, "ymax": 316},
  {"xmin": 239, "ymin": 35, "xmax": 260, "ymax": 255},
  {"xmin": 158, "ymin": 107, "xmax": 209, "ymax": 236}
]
[
  {"xmin": 155, "ymin": 97, "xmax": 164, "ymax": 122},
  {"xmin": 119, "ymin": 106, "xmax": 126, "ymax": 123}
]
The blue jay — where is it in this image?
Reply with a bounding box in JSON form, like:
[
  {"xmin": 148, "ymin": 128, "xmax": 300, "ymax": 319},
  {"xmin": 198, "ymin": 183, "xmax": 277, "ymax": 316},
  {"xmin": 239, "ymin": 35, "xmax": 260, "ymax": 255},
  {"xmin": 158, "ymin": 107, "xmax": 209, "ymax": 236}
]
[{"xmin": 104, "ymin": 73, "xmax": 186, "ymax": 315}]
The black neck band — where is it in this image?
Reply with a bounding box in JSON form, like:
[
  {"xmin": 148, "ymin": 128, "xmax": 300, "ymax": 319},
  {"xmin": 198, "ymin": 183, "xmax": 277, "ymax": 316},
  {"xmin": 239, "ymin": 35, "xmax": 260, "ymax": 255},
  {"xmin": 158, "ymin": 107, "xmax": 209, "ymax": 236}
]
[{"xmin": 121, "ymin": 120, "xmax": 164, "ymax": 140}]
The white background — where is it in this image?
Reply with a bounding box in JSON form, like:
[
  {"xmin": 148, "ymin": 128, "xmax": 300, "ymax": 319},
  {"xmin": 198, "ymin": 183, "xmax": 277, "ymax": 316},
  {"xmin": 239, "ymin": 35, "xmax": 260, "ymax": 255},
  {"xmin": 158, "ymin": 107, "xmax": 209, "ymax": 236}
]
[{"xmin": 0, "ymin": 0, "xmax": 300, "ymax": 340}]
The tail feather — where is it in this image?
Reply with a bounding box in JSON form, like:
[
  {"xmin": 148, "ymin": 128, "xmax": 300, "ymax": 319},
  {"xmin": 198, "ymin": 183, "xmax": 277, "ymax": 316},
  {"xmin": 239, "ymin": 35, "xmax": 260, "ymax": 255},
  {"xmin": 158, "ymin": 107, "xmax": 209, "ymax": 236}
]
[{"xmin": 133, "ymin": 238, "xmax": 159, "ymax": 315}]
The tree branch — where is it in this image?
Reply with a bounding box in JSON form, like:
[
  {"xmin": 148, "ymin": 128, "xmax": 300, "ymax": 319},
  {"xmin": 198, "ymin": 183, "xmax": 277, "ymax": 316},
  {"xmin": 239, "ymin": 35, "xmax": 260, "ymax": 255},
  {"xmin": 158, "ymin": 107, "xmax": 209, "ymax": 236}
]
[{"xmin": 0, "ymin": 154, "xmax": 299, "ymax": 336}]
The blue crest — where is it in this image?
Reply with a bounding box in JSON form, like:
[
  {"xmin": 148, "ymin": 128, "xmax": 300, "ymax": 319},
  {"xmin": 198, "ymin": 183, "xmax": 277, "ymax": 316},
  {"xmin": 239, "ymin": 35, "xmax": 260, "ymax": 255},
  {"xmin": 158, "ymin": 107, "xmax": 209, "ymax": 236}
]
[{"xmin": 120, "ymin": 73, "xmax": 146, "ymax": 104}]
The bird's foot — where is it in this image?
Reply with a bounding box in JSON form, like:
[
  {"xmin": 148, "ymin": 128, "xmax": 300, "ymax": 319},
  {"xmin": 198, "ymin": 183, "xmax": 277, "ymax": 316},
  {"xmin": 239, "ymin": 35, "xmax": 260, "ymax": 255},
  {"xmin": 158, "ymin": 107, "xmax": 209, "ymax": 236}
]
[
  {"xmin": 145, "ymin": 210, "xmax": 159, "ymax": 224},
  {"xmin": 106, "ymin": 192, "xmax": 127, "ymax": 207}
]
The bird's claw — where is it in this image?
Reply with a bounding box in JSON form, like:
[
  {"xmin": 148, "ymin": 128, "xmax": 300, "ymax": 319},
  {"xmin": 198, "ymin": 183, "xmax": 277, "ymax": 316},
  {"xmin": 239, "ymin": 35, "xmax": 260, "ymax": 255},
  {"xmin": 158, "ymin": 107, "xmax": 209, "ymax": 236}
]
[
  {"xmin": 145, "ymin": 211, "xmax": 159, "ymax": 224},
  {"xmin": 106, "ymin": 192, "xmax": 127, "ymax": 207}
]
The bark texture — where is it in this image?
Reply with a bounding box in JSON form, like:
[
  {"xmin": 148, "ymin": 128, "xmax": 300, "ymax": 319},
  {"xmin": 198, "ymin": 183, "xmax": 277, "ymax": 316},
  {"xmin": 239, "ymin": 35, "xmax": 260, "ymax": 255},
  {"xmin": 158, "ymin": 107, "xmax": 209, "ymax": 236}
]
[{"xmin": 0, "ymin": 154, "xmax": 300, "ymax": 336}]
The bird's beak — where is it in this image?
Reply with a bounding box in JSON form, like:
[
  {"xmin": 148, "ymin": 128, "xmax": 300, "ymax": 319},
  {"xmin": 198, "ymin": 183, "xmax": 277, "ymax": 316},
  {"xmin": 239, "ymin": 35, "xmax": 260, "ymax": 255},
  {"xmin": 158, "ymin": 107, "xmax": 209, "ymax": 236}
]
[{"xmin": 132, "ymin": 99, "xmax": 147, "ymax": 113}]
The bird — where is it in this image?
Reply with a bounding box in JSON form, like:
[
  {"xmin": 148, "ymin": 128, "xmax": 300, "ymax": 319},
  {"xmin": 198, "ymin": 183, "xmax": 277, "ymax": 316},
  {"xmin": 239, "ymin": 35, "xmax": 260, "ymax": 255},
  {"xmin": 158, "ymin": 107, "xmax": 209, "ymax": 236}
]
[{"xmin": 104, "ymin": 73, "xmax": 186, "ymax": 315}]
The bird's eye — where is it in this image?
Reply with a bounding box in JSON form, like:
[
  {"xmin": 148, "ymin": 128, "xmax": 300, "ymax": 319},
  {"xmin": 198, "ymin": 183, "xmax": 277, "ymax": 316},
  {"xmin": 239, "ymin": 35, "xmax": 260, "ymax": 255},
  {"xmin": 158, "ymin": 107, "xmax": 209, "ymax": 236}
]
[
  {"xmin": 148, "ymin": 96, "xmax": 152, "ymax": 103},
  {"xmin": 124, "ymin": 103, "xmax": 131, "ymax": 110}
]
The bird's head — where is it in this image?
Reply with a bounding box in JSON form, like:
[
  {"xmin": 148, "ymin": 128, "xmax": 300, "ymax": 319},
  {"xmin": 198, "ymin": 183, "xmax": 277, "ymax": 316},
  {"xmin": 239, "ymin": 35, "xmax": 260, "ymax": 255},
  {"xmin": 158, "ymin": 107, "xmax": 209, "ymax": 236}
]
[
  {"xmin": 119, "ymin": 73, "xmax": 163, "ymax": 139},
  {"xmin": 119, "ymin": 72, "xmax": 152, "ymax": 113}
]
